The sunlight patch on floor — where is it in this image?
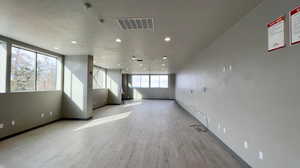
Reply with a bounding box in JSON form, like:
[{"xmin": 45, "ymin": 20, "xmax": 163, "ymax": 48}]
[
  {"xmin": 123, "ymin": 101, "xmax": 142, "ymax": 107},
  {"xmin": 74, "ymin": 112, "xmax": 132, "ymax": 131}
]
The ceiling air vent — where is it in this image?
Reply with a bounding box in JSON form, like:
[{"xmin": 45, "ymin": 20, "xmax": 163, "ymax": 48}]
[{"xmin": 118, "ymin": 17, "xmax": 154, "ymax": 31}]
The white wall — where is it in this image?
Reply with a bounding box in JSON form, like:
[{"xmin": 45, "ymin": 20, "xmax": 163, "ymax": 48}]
[
  {"xmin": 175, "ymin": 0, "xmax": 300, "ymax": 167},
  {"xmin": 93, "ymin": 88, "xmax": 108, "ymax": 108},
  {"xmin": 107, "ymin": 69, "xmax": 122, "ymax": 104},
  {"xmin": 63, "ymin": 55, "xmax": 93, "ymax": 119},
  {"xmin": 0, "ymin": 91, "xmax": 62, "ymax": 139}
]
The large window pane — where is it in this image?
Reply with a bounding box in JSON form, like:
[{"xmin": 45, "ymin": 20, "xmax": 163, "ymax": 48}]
[
  {"xmin": 159, "ymin": 75, "xmax": 168, "ymax": 88},
  {"xmin": 140, "ymin": 75, "xmax": 149, "ymax": 88},
  {"xmin": 93, "ymin": 67, "xmax": 100, "ymax": 89},
  {"xmin": 11, "ymin": 47, "xmax": 35, "ymax": 92},
  {"xmin": 93, "ymin": 66, "xmax": 106, "ymax": 89},
  {"xmin": 0, "ymin": 41, "xmax": 7, "ymax": 93},
  {"xmin": 150, "ymin": 75, "xmax": 159, "ymax": 88},
  {"xmin": 37, "ymin": 54, "xmax": 57, "ymax": 91},
  {"xmin": 132, "ymin": 75, "xmax": 141, "ymax": 88}
]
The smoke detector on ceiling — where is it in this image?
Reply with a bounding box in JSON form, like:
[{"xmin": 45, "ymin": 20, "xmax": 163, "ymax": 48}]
[{"xmin": 118, "ymin": 17, "xmax": 154, "ymax": 31}]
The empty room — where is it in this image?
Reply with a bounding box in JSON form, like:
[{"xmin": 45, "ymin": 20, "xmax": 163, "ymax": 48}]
[{"xmin": 0, "ymin": 0, "xmax": 299, "ymax": 168}]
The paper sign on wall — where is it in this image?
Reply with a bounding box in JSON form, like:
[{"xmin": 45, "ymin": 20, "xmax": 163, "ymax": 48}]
[
  {"xmin": 267, "ymin": 16, "xmax": 285, "ymax": 52},
  {"xmin": 290, "ymin": 6, "xmax": 300, "ymax": 45}
]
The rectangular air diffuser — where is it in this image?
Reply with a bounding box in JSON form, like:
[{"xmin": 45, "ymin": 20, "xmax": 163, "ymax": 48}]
[{"xmin": 118, "ymin": 17, "xmax": 154, "ymax": 31}]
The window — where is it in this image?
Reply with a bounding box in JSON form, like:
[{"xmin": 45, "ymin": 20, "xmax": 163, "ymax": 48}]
[
  {"xmin": 93, "ymin": 66, "xmax": 106, "ymax": 89},
  {"xmin": 132, "ymin": 75, "xmax": 141, "ymax": 88},
  {"xmin": 140, "ymin": 75, "xmax": 149, "ymax": 88},
  {"xmin": 150, "ymin": 75, "xmax": 159, "ymax": 88},
  {"xmin": 37, "ymin": 54, "xmax": 57, "ymax": 91},
  {"xmin": 10, "ymin": 46, "xmax": 61, "ymax": 92},
  {"xmin": 131, "ymin": 75, "xmax": 168, "ymax": 88},
  {"xmin": 0, "ymin": 41, "xmax": 7, "ymax": 93},
  {"xmin": 150, "ymin": 75, "xmax": 169, "ymax": 88},
  {"xmin": 131, "ymin": 75, "xmax": 149, "ymax": 88},
  {"xmin": 11, "ymin": 47, "xmax": 36, "ymax": 91},
  {"xmin": 159, "ymin": 75, "xmax": 168, "ymax": 88}
]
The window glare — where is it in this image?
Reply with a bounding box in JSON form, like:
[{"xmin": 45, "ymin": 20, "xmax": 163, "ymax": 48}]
[
  {"xmin": 132, "ymin": 75, "xmax": 169, "ymax": 88},
  {"xmin": 159, "ymin": 75, "xmax": 168, "ymax": 88},
  {"xmin": 140, "ymin": 75, "xmax": 149, "ymax": 88},
  {"xmin": 150, "ymin": 75, "xmax": 159, "ymax": 88},
  {"xmin": 0, "ymin": 41, "xmax": 7, "ymax": 93},
  {"xmin": 132, "ymin": 75, "xmax": 141, "ymax": 88}
]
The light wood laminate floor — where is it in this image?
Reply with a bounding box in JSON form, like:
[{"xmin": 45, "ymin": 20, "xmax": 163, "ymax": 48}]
[{"xmin": 0, "ymin": 100, "xmax": 245, "ymax": 168}]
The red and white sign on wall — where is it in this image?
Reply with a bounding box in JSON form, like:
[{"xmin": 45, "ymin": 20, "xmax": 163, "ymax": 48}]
[
  {"xmin": 290, "ymin": 6, "xmax": 300, "ymax": 45},
  {"xmin": 267, "ymin": 16, "xmax": 285, "ymax": 52}
]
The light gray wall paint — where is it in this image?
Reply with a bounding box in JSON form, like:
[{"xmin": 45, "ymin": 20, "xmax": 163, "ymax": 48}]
[
  {"xmin": 175, "ymin": 0, "xmax": 300, "ymax": 168},
  {"xmin": 126, "ymin": 74, "xmax": 175, "ymax": 99},
  {"xmin": 63, "ymin": 55, "xmax": 93, "ymax": 119},
  {"xmin": 0, "ymin": 91, "xmax": 62, "ymax": 139},
  {"xmin": 93, "ymin": 89, "xmax": 108, "ymax": 108},
  {"xmin": 107, "ymin": 69, "xmax": 122, "ymax": 104}
]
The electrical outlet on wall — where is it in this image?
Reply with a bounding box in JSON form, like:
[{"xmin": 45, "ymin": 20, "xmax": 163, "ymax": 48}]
[
  {"xmin": 0, "ymin": 123, "xmax": 4, "ymax": 129},
  {"xmin": 41, "ymin": 113, "xmax": 44, "ymax": 118},
  {"xmin": 11, "ymin": 120, "xmax": 15, "ymax": 126}
]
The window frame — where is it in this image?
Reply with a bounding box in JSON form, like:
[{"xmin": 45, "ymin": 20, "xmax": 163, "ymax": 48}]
[
  {"xmin": 10, "ymin": 46, "xmax": 37, "ymax": 92},
  {"xmin": 131, "ymin": 74, "xmax": 169, "ymax": 89},
  {"xmin": 150, "ymin": 75, "xmax": 169, "ymax": 88},
  {"xmin": 9, "ymin": 45, "xmax": 62, "ymax": 93},
  {"xmin": 131, "ymin": 75, "xmax": 143, "ymax": 88},
  {"xmin": 36, "ymin": 53, "xmax": 59, "ymax": 91}
]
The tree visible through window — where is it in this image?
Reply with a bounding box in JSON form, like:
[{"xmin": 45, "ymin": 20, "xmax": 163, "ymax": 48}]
[
  {"xmin": 10, "ymin": 46, "xmax": 60, "ymax": 92},
  {"xmin": 11, "ymin": 47, "xmax": 35, "ymax": 91},
  {"xmin": 37, "ymin": 54, "xmax": 57, "ymax": 91}
]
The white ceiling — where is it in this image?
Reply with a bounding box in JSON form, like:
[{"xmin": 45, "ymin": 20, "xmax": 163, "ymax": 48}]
[{"xmin": 0, "ymin": 0, "xmax": 262, "ymax": 74}]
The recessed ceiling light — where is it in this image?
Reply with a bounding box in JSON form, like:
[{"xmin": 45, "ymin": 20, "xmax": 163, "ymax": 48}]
[
  {"xmin": 54, "ymin": 47, "xmax": 59, "ymax": 50},
  {"xmin": 164, "ymin": 37, "xmax": 171, "ymax": 42},
  {"xmin": 163, "ymin": 56, "xmax": 167, "ymax": 60},
  {"xmin": 131, "ymin": 56, "xmax": 137, "ymax": 61},
  {"xmin": 71, "ymin": 41, "xmax": 77, "ymax": 44},
  {"xmin": 162, "ymin": 64, "xmax": 166, "ymax": 66},
  {"xmin": 115, "ymin": 38, "xmax": 122, "ymax": 43}
]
